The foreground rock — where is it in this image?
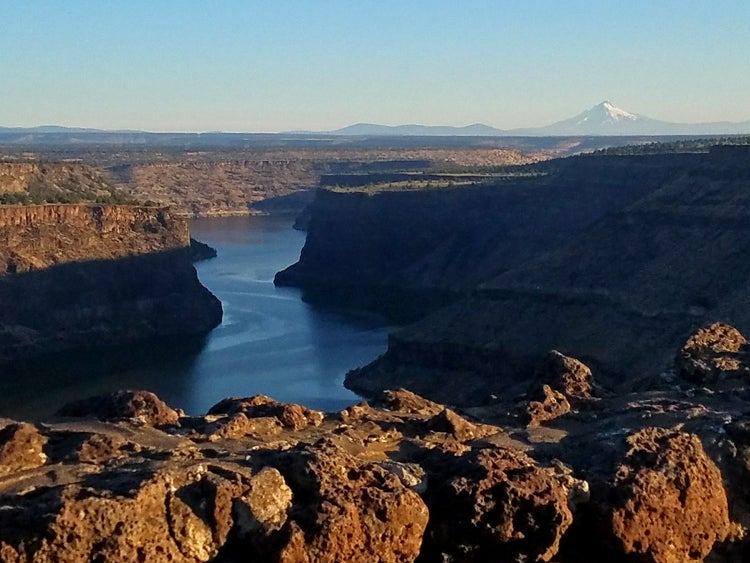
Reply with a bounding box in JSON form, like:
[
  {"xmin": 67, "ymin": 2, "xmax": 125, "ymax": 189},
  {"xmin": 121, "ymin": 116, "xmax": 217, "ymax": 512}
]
[
  {"xmin": 607, "ymin": 427, "xmax": 730, "ymax": 562},
  {"xmin": 676, "ymin": 322, "xmax": 750, "ymax": 383},
  {"xmin": 5, "ymin": 323, "xmax": 750, "ymax": 562}
]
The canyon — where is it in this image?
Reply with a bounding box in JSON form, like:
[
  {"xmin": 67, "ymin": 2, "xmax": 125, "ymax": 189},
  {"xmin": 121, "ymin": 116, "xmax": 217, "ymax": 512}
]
[
  {"xmin": 276, "ymin": 144, "xmax": 750, "ymax": 405},
  {"xmin": 3, "ymin": 139, "xmax": 750, "ymax": 561}
]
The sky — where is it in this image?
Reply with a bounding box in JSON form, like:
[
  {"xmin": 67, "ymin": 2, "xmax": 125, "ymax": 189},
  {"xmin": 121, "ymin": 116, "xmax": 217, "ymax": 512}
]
[{"xmin": 1, "ymin": 1, "xmax": 749, "ymax": 132}]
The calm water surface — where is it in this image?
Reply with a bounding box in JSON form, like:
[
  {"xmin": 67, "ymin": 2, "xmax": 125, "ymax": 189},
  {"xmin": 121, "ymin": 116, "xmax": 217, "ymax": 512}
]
[{"xmin": 0, "ymin": 216, "xmax": 392, "ymax": 420}]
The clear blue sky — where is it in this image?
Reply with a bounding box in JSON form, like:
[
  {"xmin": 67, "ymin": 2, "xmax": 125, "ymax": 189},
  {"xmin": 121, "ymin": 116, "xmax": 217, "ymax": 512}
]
[{"xmin": 1, "ymin": 0, "xmax": 748, "ymax": 132}]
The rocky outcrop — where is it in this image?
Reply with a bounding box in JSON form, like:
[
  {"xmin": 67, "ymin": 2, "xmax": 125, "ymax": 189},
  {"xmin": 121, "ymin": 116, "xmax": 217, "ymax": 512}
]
[
  {"xmin": 4, "ymin": 359, "xmax": 750, "ymax": 562},
  {"xmin": 5, "ymin": 335, "xmax": 750, "ymax": 563},
  {"xmin": 534, "ymin": 350, "xmax": 594, "ymax": 402},
  {"xmin": 523, "ymin": 351, "xmax": 595, "ymax": 426},
  {"xmin": 0, "ymin": 204, "xmax": 190, "ymax": 273},
  {"xmin": 675, "ymin": 322, "xmax": 750, "ymax": 383},
  {"xmin": 606, "ymin": 427, "xmax": 730, "ymax": 562},
  {"xmin": 190, "ymin": 237, "xmax": 218, "ymax": 261},
  {"xmin": 56, "ymin": 389, "xmax": 181, "ymax": 427},
  {"xmin": 0, "ymin": 204, "xmax": 221, "ymax": 363},
  {"xmin": 420, "ymin": 447, "xmax": 579, "ymax": 562}
]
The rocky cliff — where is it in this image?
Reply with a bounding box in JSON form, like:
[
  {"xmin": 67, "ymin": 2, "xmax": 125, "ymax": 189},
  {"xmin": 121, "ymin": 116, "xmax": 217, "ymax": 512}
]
[
  {"xmin": 274, "ymin": 147, "xmax": 750, "ymax": 401},
  {"xmin": 0, "ymin": 204, "xmax": 221, "ymax": 363},
  {"xmin": 2, "ymin": 326, "xmax": 750, "ymax": 562},
  {"xmin": 349, "ymin": 147, "xmax": 750, "ymax": 402},
  {"xmin": 276, "ymin": 153, "xmax": 698, "ymax": 296}
]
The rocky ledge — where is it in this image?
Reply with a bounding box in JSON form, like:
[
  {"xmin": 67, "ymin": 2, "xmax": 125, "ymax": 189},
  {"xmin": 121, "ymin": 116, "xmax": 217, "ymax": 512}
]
[{"xmin": 3, "ymin": 323, "xmax": 750, "ymax": 562}]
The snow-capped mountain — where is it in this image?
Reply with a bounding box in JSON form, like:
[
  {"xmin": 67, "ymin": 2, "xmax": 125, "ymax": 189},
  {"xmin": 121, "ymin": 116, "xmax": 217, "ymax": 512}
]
[
  {"xmin": 517, "ymin": 101, "xmax": 666, "ymax": 135},
  {"xmin": 320, "ymin": 101, "xmax": 750, "ymax": 137},
  {"xmin": 574, "ymin": 101, "xmax": 639, "ymax": 125}
]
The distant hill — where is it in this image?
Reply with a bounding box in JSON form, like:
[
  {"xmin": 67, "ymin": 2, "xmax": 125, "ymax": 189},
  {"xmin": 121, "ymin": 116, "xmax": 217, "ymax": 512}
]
[
  {"xmin": 320, "ymin": 101, "xmax": 750, "ymax": 137},
  {"xmin": 3, "ymin": 102, "xmax": 750, "ymax": 141},
  {"xmin": 327, "ymin": 123, "xmax": 507, "ymax": 136}
]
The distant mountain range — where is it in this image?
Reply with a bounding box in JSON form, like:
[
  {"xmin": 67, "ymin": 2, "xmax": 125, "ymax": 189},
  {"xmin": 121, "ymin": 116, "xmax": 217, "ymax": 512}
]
[
  {"xmin": 3, "ymin": 102, "xmax": 750, "ymax": 140},
  {"xmin": 318, "ymin": 101, "xmax": 750, "ymax": 137}
]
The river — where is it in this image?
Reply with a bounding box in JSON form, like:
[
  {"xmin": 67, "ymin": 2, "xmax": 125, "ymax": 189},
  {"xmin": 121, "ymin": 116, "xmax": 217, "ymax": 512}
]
[{"xmin": 0, "ymin": 216, "xmax": 392, "ymax": 420}]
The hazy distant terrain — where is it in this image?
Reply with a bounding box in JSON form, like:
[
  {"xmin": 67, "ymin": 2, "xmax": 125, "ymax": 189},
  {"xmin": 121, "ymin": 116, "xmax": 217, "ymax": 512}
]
[{"xmin": 312, "ymin": 102, "xmax": 750, "ymax": 137}]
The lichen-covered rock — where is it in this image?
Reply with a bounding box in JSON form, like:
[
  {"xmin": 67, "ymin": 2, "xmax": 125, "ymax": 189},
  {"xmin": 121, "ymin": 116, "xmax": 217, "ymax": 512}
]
[
  {"xmin": 526, "ymin": 384, "xmax": 571, "ymax": 427},
  {"xmin": 56, "ymin": 390, "xmax": 180, "ymax": 426},
  {"xmin": 607, "ymin": 427, "xmax": 730, "ymax": 563},
  {"xmin": 421, "ymin": 447, "xmax": 577, "ymax": 562},
  {"xmin": 676, "ymin": 322, "xmax": 749, "ymax": 383},
  {"xmin": 0, "ymin": 422, "xmax": 47, "ymax": 474},
  {"xmin": 535, "ymin": 350, "xmax": 594, "ymax": 401}
]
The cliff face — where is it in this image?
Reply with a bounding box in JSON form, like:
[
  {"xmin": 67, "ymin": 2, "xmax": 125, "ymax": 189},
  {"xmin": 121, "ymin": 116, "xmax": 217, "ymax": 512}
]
[
  {"xmin": 276, "ymin": 153, "xmax": 697, "ymax": 294},
  {"xmin": 0, "ymin": 204, "xmax": 221, "ymax": 363},
  {"xmin": 274, "ymin": 148, "xmax": 750, "ymax": 401},
  {"xmin": 344, "ymin": 148, "xmax": 750, "ymax": 401},
  {"xmin": 124, "ymin": 159, "xmax": 323, "ymax": 216},
  {"xmin": 0, "ymin": 204, "xmax": 189, "ymax": 272}
]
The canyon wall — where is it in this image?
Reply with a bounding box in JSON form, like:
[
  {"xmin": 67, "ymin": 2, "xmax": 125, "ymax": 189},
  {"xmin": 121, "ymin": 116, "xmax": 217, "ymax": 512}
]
[
  {"xmin": 0, "ymin": 204, "xmax": 221, "ymax": 363},
  {"xmin": 276, "ymin": 149, "xmax": 750, "ymax": 402},
  {"xmin": 350, "ymin": 149, "xmax": 750, "ymax": 401},
  {"xmin": 276, "ymin": 153, "xmax": 696, "ymax": 295}
]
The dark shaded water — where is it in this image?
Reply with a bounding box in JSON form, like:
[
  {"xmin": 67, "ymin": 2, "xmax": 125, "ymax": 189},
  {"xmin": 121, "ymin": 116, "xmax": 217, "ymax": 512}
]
[{"xmin": 0, "ymin": 216, "xmax": 392, "ymax": 420}]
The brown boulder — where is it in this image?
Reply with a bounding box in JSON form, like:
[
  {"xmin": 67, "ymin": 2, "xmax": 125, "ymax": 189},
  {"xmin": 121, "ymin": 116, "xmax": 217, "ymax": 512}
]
[
  {"xmin": 421, "ymin": 447, "xmax": 578, "ymax": 562},
  {"xmin": 535, "ymin": 350, "xmax": 594, "ymax": 401},
  {"xmin": 606, "ymin": 426, "xmax": 730, "ymax": 563},
  {"xmin": 207, "ymin": 395, "xmax": 324, "ymax": 430},
  {"xmin": 375, "ymin": 388, "xmax": 444, "ymax": 416},
  {"xmin": 427, "ymin": 408, "xmax": 497, "ymax": 442},
  {"xmin": 675, "ymin": 322, "xmax": 749, "ymax": 383},
  {"xmin": 56, "ymin": 390, "xmax": 180, "ymax": 427},
  {"xmin": 0, "ymin": 422, "xmax": 47, "ymax": 474},
  {"xmin": 265, "ymin": 439, "xmax": 429, "ymax": 563},
  {"xmin": 526, "ymin": 384, "xmax": 571, "ymax": 427},
  {"xmin": 206, "ymin": 413, "xmax": 283, "ymax": 441},
  {"xmin": 0, "ymin": 462, "xmax": 256, "ymax": 562}
]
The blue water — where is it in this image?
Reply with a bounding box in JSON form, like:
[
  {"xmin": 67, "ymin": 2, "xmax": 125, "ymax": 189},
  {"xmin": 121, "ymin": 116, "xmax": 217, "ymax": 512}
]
[
  {"xmin": 0, "ymin": 216, "xmax": 392, "ymax": 420},
  {"xmin": 186, "ymin": 215, "xmax": 392, "ymax": 412}
]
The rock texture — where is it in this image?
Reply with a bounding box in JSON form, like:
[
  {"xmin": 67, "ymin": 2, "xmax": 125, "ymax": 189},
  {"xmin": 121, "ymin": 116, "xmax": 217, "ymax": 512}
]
[
  {"xmin": 0, "ymin": 204, "xmax": 221, "ymax": 363},
  {"xmin": 276, "ymin": 154, "xmax": 669, "ymax": 295},
  {"xmin": 0, "ymin": 204, "xmax": 189, "ymax": 273},
  {"xmin": 421, "ymin": 447, "xmax": 578, "ymax": 562},
  {"xmin": 111, "ymin": 147, "xmax": 538, "ymax": 217},
  {"xmin": 606, "ymin": 427, "xmax": 730, "ymax": 563},
  {"xmin": 676, "ymin": 322, "xmax": 750, "ymax": 383},
  {"xmin": 5, "ymin": 322, "xmax": 750, "ymax": 563}
]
